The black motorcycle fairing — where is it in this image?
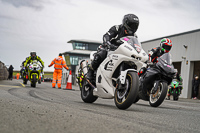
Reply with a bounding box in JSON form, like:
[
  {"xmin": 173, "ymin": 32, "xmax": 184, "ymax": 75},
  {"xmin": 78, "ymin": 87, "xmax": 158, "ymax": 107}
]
[
  {"xmin": 141, "ymin": 66, "xmax": 159, "ymax": 86},
  {"xmin": 139, "ymin": 53, "xmax": 175, "ymax": 101},
  {"xmin": 138, "ymin": 67, "xmax": 159, "ymax": 100},
  {"xmin": 156, "ymin": 53, "xmax": 175, "ymax": 76}
]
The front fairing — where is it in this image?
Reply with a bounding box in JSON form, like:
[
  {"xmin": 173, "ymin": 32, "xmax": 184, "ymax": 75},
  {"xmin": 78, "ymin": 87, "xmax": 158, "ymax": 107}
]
[
  {"xmin": 29, "ymin": 61, "xmax": 41, "ymax": 71},
  {"xmin": 28, "ymin": 61, "xmax": 41, "ymax": 78},
  {"xmin": 114, "ymin": 36, "xmax": 148, "ymax": 63},
  {"xmin": 156, "ymin": 53, "xmax": 175, "ymax": 76},
  {"xmin": 120, "ymin": 36, "xmax": 142, "ymax": 54},
  {"xmin": 171, "ymin": 79, "xmax": 179, "ymax": 88}
]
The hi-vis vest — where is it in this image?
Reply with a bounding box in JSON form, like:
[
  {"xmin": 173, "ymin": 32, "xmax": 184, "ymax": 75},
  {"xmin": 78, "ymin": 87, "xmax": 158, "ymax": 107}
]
[{"xmin": 50, "ymin": 56, "xmax": 68, "ymax": 70}]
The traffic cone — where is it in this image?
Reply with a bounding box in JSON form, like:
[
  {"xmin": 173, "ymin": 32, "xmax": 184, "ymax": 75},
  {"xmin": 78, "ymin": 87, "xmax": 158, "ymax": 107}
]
[{"xmin": 64, "ymin": 70, "xmax": 74, "ymax": 90}]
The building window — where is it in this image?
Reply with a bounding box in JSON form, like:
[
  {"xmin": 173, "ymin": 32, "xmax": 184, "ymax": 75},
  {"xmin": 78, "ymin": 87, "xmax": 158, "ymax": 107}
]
[
  {"xmin": 70, "ymin": 56, "xmax": 86, "ymax": 65},
  {"xmin": 70, "ymin": 56, "xmax": 78, "ymax": 65},
  {"xmin": 74, "ymin": 43, "xmax": 88, "ymax": 50}
]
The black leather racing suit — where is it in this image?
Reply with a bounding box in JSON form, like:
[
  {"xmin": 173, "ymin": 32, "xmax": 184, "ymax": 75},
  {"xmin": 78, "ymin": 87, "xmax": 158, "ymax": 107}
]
[
  {"xmin": 148, "ymin": 47, "xmax": 164, "ymax": 63},
  {"xmin": 91, "ymin": 24, "xmax": 137, "ymax": 70},
  {"xmin": 138, "ymin": 47, "xmax": 164, "ymax": 76}
]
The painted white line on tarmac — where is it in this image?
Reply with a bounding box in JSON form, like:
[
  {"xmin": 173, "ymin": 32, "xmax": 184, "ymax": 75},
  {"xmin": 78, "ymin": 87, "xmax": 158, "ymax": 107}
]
[
  {"xmin": 0, "ymin": 82, "xmax": 25, "ymax": 88},
  {"xmin": 19, "ymin": 83, "xmax": 25, "ymax": 87},
  {"xmin": 0, "ymin": 85, "xmax": 21, "ymax": 88}
]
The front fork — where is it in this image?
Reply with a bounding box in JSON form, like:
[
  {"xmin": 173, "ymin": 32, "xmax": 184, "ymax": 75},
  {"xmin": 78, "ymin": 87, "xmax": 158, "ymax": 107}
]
[
  {"xmin": 116, "ymin": 63, "xmax": 137, "ymax": 90},
  {"xmin": 151, "ymin": 80, "xmax": 160, "ymax": 94},
  {"xmin": 116, "ymin": 63, "xmax": 125, "ymax": 90}
]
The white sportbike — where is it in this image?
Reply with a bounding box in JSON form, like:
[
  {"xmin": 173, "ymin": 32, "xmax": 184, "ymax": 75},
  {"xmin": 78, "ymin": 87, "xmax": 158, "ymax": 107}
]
[{"xmin": 79, "ymin": 36, "xmax": 148, "ymax": 110}]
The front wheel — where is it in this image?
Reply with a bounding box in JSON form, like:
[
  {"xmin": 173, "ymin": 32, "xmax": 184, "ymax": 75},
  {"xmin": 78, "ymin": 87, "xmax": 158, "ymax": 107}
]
[
  {"xmin": 114, "ymin": 72, "xmax": 139, "ymax": 110},
  {"xmin": 132, "ymin": 95, "xmax": 140, "ymax": 103},
  {"xmin": 23, "ymin": 73, "xmax": 27, "ymax": 84},
  {"xmin": 149, "ymin": 81, "xmax": 168, "ymax": 107},
  {"xmin": 81, "ymin": 79, "xmax": 98, "ymax": 103},
  {"xmin": 173, "ymin": 90, "xmax": 179, "ymax": 101},
  {"xmin": 31, "ymin": 75, "xmax": 37, "ymax": 88}
]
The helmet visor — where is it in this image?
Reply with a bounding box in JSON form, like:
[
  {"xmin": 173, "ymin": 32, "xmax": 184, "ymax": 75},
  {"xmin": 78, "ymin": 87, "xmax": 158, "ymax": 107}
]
[
  {"xmin": 163, "ymin": 44, "xmax": 172, "ymax": 51},
  {"xmin": 125, "ymin": 22, "xmax": 139, "ymax": 34},
  {"xmin": 31, "ymin": 52, "xmax": 36, "ymax": 56},
  {"xmin": 127, "ymin": 22, "xmax": 139, "ymax": 30}
]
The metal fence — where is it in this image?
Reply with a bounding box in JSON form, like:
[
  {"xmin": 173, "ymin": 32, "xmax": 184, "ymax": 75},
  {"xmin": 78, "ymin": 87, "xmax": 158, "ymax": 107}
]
[{"xmin": 0, "ymin": 61, "xmax": 8, "ymax": 80}]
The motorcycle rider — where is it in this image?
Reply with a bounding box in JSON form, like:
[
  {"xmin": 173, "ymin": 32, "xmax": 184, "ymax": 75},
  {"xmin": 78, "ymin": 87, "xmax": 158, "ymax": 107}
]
[
  {"xmin": 23, "ymin": 51, "xmax": 44, "ymax": 83},
  {"xmin": 77, "ymin": 68, "xmax": 84, "ymax": 88},
  {"xmin": 138, "ymin": 38, "xmax": 172, "ymax": 76},
  {"xmin": 20, "ymin": 60, "xmax": 26, "ymax": 78},
  {"xmin": 166, "ymin": 69, "xmax": 183, "ymax": 100},
  {"xmin": 87, "ymin": 14, "xmax": 139, "ymax": 80},
  {"xmin": 138, "ymin": 38, "xmax": 172, "ymax": 97}
]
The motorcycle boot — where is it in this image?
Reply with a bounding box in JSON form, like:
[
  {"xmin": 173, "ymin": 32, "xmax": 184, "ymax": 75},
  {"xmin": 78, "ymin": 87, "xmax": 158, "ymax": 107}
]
[
  {"xmin": 86, "ymin": 53, "xmax": 102, "ymax": 80},
  {"xmin": 85, "ymin": 65, "xmax": 97, "ymax": 90},
  {"xmin": 86, "ymin": 65, "xmax": 94, "ymax": 80}
]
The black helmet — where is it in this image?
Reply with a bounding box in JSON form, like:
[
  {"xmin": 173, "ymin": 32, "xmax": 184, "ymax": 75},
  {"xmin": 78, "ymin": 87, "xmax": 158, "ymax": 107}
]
[
  {"xmin": 30, "ymin": 51, "xmax": 36, "ymax": 59},
  {"xmin": 122, "ymin": 14, "xmax": 139, "ymax": 35}
]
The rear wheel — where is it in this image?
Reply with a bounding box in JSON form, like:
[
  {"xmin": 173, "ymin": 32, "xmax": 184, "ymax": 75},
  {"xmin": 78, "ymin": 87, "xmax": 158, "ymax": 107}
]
[
  {"xmin": 114, "ymin": 72, "xmax": 139, "ymax": 110},
  {"xmin": 81, "ymin": 79, "xmax": 98, "ymax": 103},
  {"xmin": 149, "ymin": 82, "xmax": 168, "ymax": 107}
]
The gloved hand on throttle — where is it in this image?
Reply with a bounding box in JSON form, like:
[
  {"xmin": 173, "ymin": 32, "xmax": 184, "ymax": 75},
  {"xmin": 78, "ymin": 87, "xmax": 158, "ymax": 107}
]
[
  {"xmin": 103, "ymin": 41, "xmax": 118, "ymax": 50},
  {"xmin": 103, "ymin": 41, "xmax": 111, "ymax": 47},
  {"xmin": 109, "ymin": 44, "xmax": 118, "ymax": 50}
]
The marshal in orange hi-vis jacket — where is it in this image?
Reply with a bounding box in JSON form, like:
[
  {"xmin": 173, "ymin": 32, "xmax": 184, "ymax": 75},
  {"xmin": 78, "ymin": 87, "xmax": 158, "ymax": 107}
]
[{"xmin": 48, "ymin": 53, "xmax": 69, "ymax": 89}]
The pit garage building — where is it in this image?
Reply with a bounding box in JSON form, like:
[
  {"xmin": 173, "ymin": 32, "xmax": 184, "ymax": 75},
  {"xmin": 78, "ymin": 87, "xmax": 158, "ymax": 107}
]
[{"xmin": 141, "ymin": 29, "xmax": 200, "ymax": 99}]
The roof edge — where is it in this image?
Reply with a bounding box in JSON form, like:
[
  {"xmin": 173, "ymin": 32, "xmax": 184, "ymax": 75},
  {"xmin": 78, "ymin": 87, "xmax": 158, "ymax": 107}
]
[{"xmin": 142, "ymin": 28, "xmax": 200, "ymax": 44}]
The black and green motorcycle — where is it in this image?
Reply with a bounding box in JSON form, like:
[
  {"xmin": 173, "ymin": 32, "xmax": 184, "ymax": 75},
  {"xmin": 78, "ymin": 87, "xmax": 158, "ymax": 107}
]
[{"xmin": 169, "ymin": 79, "xmax": 182, "ymax": 100}]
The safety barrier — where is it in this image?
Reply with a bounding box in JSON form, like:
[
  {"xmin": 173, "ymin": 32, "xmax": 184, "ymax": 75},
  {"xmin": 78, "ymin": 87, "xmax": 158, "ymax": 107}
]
[{"xmin": 0, "ymin": 61, "xmax": 8, "ymax": 80}]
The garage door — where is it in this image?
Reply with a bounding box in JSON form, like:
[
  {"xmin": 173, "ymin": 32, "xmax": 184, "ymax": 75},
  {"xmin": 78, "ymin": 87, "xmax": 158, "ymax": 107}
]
[
  {"xmin": 172, "ymin": 62, "xmax": 181, "ymax": 74},
  {"xmin": 193, "ymin": 61, "xmax": 200, "ymax": 99}
]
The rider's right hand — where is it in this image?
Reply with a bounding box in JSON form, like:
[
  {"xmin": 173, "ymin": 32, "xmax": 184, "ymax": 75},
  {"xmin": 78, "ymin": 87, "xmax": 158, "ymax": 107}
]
[
  {"xmin": 109, "ymin": 44, "xmax": 118, "ymax": 50},
  {"xmin": 103, "ymin": 41, "xmax": 111, "ymax": 47}
]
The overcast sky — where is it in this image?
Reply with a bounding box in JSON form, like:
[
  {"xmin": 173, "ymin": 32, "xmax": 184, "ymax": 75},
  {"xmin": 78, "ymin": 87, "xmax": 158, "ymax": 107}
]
[{"xmin": 0, "ymin": 0, "xmax": 200, "ymax": 71}]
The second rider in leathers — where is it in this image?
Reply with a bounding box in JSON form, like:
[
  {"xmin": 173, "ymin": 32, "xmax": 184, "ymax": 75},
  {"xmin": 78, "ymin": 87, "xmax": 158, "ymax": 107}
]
[
  {"xmin": 138, "ymin": 38, "xmax": 173, "ymax": 76},
  {"xmin": 87, "ymin": 14, "xmax": 140, "ymax": 80}
]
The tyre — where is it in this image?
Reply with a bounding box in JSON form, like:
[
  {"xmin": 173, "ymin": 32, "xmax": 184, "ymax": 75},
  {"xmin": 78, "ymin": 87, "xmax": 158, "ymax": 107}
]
[
  {"xmin": 81, "ymin": 79, "xmax": 98, "ymax": 103},
  {"xmin": 149, "ymin": 81, "xmax": 168, "ymax": 107},
  {"xmin": 173, "ymin": 91, "xmax": 179, "ymax": 101},
  {"xmin": 38, "ymin": 79, "xmax": 41, "ymax": 84},
  {"xmin": 23, "ymin": 74, "xmax": 27, "ymax": 84},
  {"xmin": 23, "ymin": 79, "xmax": 27, "ymax": 84},
  {"xmin": 31, "ymin": 75, "xmax": 37, "ymax": 88},
  {"xmin": 114, "ymin": 72, "xmax": 139, "ymax": 110},
  {"xmin": 132, "ymin": 95, "xmax": 140, "ymax": 103}
]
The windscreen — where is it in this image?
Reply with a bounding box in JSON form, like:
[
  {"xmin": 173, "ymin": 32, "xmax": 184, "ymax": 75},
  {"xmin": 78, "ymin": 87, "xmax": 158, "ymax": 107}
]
[
  {"xmin": 121, "ymin": 36, "xmax": 142, "ymax": 53},
  {"xmin": 159, "ymin": 53, "xmax": 172, "ymax": 65}
]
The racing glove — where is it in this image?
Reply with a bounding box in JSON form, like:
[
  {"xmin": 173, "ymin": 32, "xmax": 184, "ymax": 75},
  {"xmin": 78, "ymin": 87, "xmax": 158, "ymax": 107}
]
[
  {"xmin": 103, "ymin": 41, "xmax": 111, "ymax": 47},
  {"xmin": 109, "ymin": 44, "xmax": 118, "ymax": 51}
]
